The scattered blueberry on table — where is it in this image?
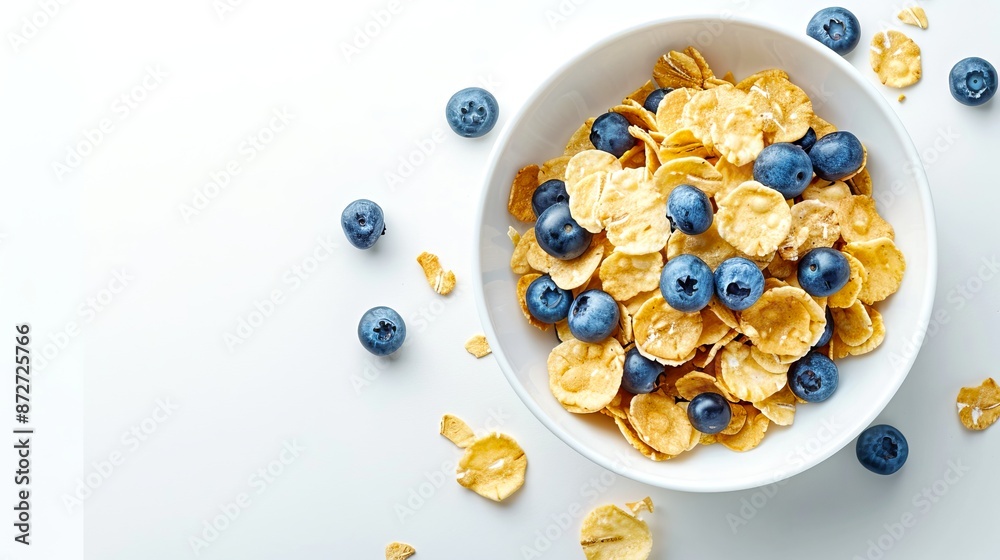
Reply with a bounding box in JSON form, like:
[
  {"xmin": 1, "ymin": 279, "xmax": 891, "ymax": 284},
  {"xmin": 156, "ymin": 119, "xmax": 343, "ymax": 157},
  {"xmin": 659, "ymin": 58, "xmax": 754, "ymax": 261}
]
[
  {"xmin": 525, "ymin": 275, "xmax": 573, "ymax": 324},
  {"xmin": 806, "ymin": 7, "xmax": 861, "ymax": 56},
  {"xmin": 358, "ymin": 306, "xmax": 406, "ymax": 356},
  {"xmin": 590, "ymin": 112, "xmax": 636, "ymax": 158},
  {"xmin": 667, "ymin": 184, "xmax": 714, "ymax": 235},
  {"xmin": 788, "ymin": 351, "xmax": 839, "ymax": 402},
  {"xmin": 567, "ymin": 290, "xmax": 620, "ymax": 343},
  {"xmin": 535, "ymin": 202, "xmax": 593, "ymax": 260},
  {"xmin": 798, "ymin": 248, "xmax": 851, "ymax": 298},
  {"xmin": 857, "ymin": 424, "xmax": 909, "ymax": 475},
  {"xmin": 622, "ymin": 348, "xmax": 664, "ymax": 394},
  {"xmin": 660, "ymin": 254, "xmax": 714, "ymax": 313},
  {"xmin": 446, "ymin": 87, "xmax": 499, "ymax": 138},
  {"xmin": 714, "ymin": 257, "xmax": 765, "ymax": 311},
  {"xmin": 688, "ymin": 393, "xmax": 732, "ymax": 434},
  {"xmin": 341, "ymin": 199, "xmax": 385, "ymax": 249},
  {"xmin": 949, "ymin": 57, "xmax": 997, "ymax": 106},
  {"xmin": 754, "ymin": 143, "xmax": 814, "ymax": 199}
]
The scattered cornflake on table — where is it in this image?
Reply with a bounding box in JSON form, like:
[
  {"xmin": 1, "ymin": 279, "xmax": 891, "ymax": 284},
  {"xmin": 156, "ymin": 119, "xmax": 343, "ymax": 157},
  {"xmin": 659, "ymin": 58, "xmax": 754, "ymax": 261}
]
[
  {"xmin": 897, "ymin": 6, "xmax": 928, "ymax": 29},
  {"xmin": 626, "ymin": 497, "xmax": 654, "ymax": 515},
  {"xmin": 464, "ymin": 334, "xmax": 492, "ymax": 358},
  {"xmin": 440, "ymin": 414, "xmax": 477, "ymax": 448},
  {"xmin": 898, "ymin": 94, "xmax": 906, "ymax": 103},
  {"xmin": 416, "ymin": 252, "xmax": 456, "ymax": 295},
  {"xmin": 385, "ymin": 541, "xmax": 416, "ymax": 560},
  {"xmin": 441, "ymin": 414, "xmax": 528, "ymax": 501},
  {"xmin": 580, "ymin": 503, "xmax": 653, "ymax": 560},
  {"xmin": 957, "ymin": 377, "xmax": 1000, "ymax": 431},
  {"xmin": 870, "ymin": 30, "xmax": 922, "ymax": 88}
]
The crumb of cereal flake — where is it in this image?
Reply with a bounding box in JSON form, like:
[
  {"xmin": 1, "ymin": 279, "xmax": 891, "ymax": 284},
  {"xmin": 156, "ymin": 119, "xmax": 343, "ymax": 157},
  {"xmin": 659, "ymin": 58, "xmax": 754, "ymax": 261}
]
[
  {"xmin": 897, "ymin": 6, "xmax": 928, "ymax": 29},
  {"xmin": 464, "ymin": 334, "xmax": 491, "ymax": 358},
  {"xmin": 385, "ymin": 542, "xmax": 416, "ymax": 560}
]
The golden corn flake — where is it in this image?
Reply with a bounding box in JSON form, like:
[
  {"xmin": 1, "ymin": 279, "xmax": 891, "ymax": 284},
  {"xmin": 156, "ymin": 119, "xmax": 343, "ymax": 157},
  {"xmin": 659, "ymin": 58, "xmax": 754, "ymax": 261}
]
[
  {"xmin": 897, "ymin": 6, "xmax": 928, "ymax": 29},
  {"xmin": 386, "ymin": 542, "xmax": 416, "ymax": 560},
  {"xmin": 597, "ymin": 169, "xmax": 672, "ymax": 255},
  {"xmin": 693, "ymin": 328, "xmax": 739, "ymax": 370},
  {"xmin": 626, "ymin": 497, "xmax": 655, "ymax": 515},
  {"xmin": 666, "ymin": 221, "xmax": 741, "ymax": 270},
  {"xmin": 539, "ymin": 155, "xmax": 572, "ymax": 183},
  {"xmin": 614, "ymin": 103, "xmax": 658, "ymax": 131},
  {"xmin": 652, "ymin": 156, "xmax": 724, "ymax": 197},
  {"xmin": 719, "ymin": 401, "xmax": 748, "ymax": 435},
  {"xmin": 740, "ymin": 286, "xmax": 825, "ymax": 356},
  {"xmin": 556, "ymin": 319, "xmax": 575, "ymax": 342},
  {"xmin": 719, "ymin": 341, "xmax": 787, "ymax": 402},
  {"xmin": 735, "ymin": 69, "xmax": 789, "ymax": 91},
  {"xmin": 623, "ymin": 289, "xmax": 659, "ymax": 316},
  {"xmin": 750, "ymin": 346, "xmax": 792, "ymax": 374},
  {"xmin": 655, "ymin": 88, "xmax": 695, "ymax": 135},
  {"xmin": 675, "ymin": 371, "xmax": 728, "ymax": 401},
  {"xmin": 846, "ymin": 304, "xmax": 886, "ymax": 356},
  {"xmin": 567, "ymin": 149, "xmax": 623, "ymax": 190},
  {"xmin": 565, "ymin": 118, "xmax": 597, "ymax": 156},
  {"xmin": 456, "ymin": 433, "xmax": 527, "ymax": 502},
  {"xmin": 517, "ymin": 273, "xmax": 550, "ymax": 331},
  {"xmin": 802, "ymin": 179, "xmax": 852, "ymax": 209},
  {"xmin": 745, "ymin": 74, "xmax": 814, "ymax": 144},
  {"xmin": 715, "ymin": 181, "xmax": 792, "ymax": 257},
  {"xmin": 580, "ymin": 504, "xmax": 653, "ymax": 560},
  {"xmin": 507, "ymin": 226, "xmax": 521, "ymax": 248},
  {"xmin": 510, "ymin": 228, "xmax": 538, "ymax": 275},
  {"xmin": 831, "ymin": 301, "xmax": 874, "ymax": 346},
  {"xmin": 828, "ymin": 251, "xmax": 867, "ymax": 309},
  {"xmin": 548, "ymin": 337, "xmax": 625, "ymax": 413},
  {"xmin": 837, "ymin": 195, "xmax": 894, "ymax": 243},
  {"xmin": 714, "ymin": 157, "xmax": 755, "ymax": 201},
  {"xmin": 810, "ymin": 114, "xmax": 837, "ymax": 138},
  {"xmin": 619, "ymin": 144, "xmax": 646, "ymax": 170},
  {"xmin": 754, "ymin": 386, "xmax": 796, "ymax": 426},
  {"xmin": 848, "ymin": 167, "xmax": 873, "ymax": 197},
  {"xmin": 440, "ymin": 414, "xmax": 477, "ymax": 448},
  {"xmin": 844, "ymin": 237, "xmax": 906, "ymax": 304},
  {"xmin": 717, "ymin": 404, "xmax": 770, "ymax": 452},
  {"xmin": 508, "ymin": 164, "xmax": 539, "ymax": 222},
  {"xmin": 599, "ymin": 251, "xmax": 663, "ymax": 301},
  {"xmin": 779, "ymin": 200, "xmax": 841, "ymax": 261},
  {"xmin": 528, "ymin": 237, "xmax": 605, "ymax": 291},
  {"xmin": 698, "ymin": 305, "xmax": 734, "ymax": 347},
  {"xmin": 682, "ymin": 86, "xmax": 765, "ymax": 166},
  {"xmin": 870, "ymin": 30, "xmax": 922, "ymax": 88},
  {"xmin": 629, "ymin": 392, "xmax": 699, "ymax": 455},
  {"xmin": 633, "ymin": 295, "xmax": 703, "ymax": 364},
  {"xmin": 957, "ymin": 378, "xmax": 1000, "ymax": 431},
  {"xmin": 417, "ymin": 252, "xmax": 457, "ymax": 295},
  {"xmin": 768, "ymin": 253, "xmax": 798, "ymax": 279},
  {"xmin": 615, "ymin": 416, "xmax": 673, "ymax": 461},
  {"xmin": 464, "ymin": 334, "xmax": 492, "ymax": 358},
  {"xmin": 568, "ymin": 172, "xmax": 611, "ymax": 234},
  {"xmin": 654, "ymin": 48, "xmax": 709, "ymax": 90}
]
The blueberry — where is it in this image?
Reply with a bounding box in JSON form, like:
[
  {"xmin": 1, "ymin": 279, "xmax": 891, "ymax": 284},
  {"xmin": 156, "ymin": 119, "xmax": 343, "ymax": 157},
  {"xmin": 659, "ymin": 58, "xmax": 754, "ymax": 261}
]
[
  {"xmin": 622, "ymin": 348, "xmax": 664, "ymax": 394},
  {"xmin": 660, "ymin": 254, "xmax": 714, "ymax": 313},
  {"xmin": 714, "ymin": 257, "xmax": 765, "ymax": 311},
  {"xmin": 687, "ymin": 393, "xmax": 732, "ymax": 434},
  {"xmin": 667, "ymin": 184, "xmax": 713, "ymax": 235},
  {"xmin": 567, "ymin": 290, "xmax": 620, "ymax": 343},
  {"xmin": 753, "ymin": 143, "xmax": 814, "ymax": 199},
  {"xmin": 358, "ymin": 306, "xmax": 406, "ymax": 356},
  {"xmin": 341, "ymin": 199, "xmax": 385, "ymax": 249},
  {"xmin": 816, "ymin": 308, "xmax": 835, "ymax": 347},
  {"xmin": 525, "ymin": 275, "xmax": 573, "ymax": 324},
  {"xmin": 797, "ymin": 248, "xmax": 851, "ymax": 297},
  {"xmin": 445, "ymin": 87, "xmax": 499, "ymax": 138},
  {"xmin": 949, "ymin": 57, "xmax": 997, "ymax": 106},
  {"xmin": 590, "ymin": 112, "xmax": 636, "ymax": 158},
  {"xmin": 788, "ymin": 351, "xmax": 839, "ymax": 402},
  {"xmin": 809, "ymin": 131, "xmax": 865, "ymax": 181},
  {"xmin": 643, "ymin": 87, "xmax": 674, "ymax": 113},
  {"xmin": 535, "ymin": 202, "xmax": 593, "ymax": 260},
  {"xmin": 806, "ymin": 7, "xmax": 861, "ymax": 56},
  {"xmin": 531, "ymin": 179, "xmax": 569, "ymax": 217},
  {"xmin": 856, "ymin": 424, "xmax": 908, "ymax": 475},
  {"xmin": 793, "ymin": 127, "xmax": 817, "ymax": 152}
]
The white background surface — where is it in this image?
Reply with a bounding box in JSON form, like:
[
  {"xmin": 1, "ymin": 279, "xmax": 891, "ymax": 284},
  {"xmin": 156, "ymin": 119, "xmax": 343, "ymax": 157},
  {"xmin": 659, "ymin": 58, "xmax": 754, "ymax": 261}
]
[{"xmin": 0, "ymin": 0, "xmax": 997, "ymax": 559}]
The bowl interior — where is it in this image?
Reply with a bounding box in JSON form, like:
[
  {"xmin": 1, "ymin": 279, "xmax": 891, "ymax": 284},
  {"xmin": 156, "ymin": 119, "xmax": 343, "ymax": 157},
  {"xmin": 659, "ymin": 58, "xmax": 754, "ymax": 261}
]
[{"xmin": 475, "ymin": 16, "xmax": 936, "ymax": 492}]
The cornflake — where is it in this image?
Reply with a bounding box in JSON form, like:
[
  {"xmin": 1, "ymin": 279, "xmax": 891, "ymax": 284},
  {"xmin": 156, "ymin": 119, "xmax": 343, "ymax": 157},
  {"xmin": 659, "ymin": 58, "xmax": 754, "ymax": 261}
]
[
  {"xmin": 464, "ymin": 334, "xmax": 491, "ymax": 358},
  {"xmin": 580, "ymin": 504, "xmax": 653, "ymax": 560},
  {"xmin": 957, "ymin": 378, "xmax": 1000, "ymax": 431},
  {"xmin": 416, "ymin": 252, "xmax": 456, "ymax": 295},
  {"xmin": 385, "ymin": 542, "xmax": 416, "ymax": 560},
  {"xmin": 870, "ymin": 30, "xmax": 922, "ymax": 88}
]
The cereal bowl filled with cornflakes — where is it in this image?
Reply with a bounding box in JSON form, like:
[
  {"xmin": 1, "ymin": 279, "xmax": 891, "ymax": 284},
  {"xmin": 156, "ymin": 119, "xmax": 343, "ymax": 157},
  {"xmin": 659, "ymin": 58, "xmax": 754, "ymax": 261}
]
[{"xmin": 473, "ymin": 16, "xmax": 936, "ymax": 492}]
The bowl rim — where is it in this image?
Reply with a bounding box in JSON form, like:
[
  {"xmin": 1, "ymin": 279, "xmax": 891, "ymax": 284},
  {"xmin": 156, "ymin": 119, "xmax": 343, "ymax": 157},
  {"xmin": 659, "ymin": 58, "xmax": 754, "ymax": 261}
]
[{"xmin": 472, "ymin": 13, "xmax": 938, "ymax": 492}]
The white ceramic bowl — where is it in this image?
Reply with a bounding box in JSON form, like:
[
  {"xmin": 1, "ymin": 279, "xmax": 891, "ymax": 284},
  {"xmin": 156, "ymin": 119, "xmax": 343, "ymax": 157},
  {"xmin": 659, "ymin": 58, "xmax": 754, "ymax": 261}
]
[{"xmin": 473, "ymin": 15, "xmax": 936, "ymax": 492}]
